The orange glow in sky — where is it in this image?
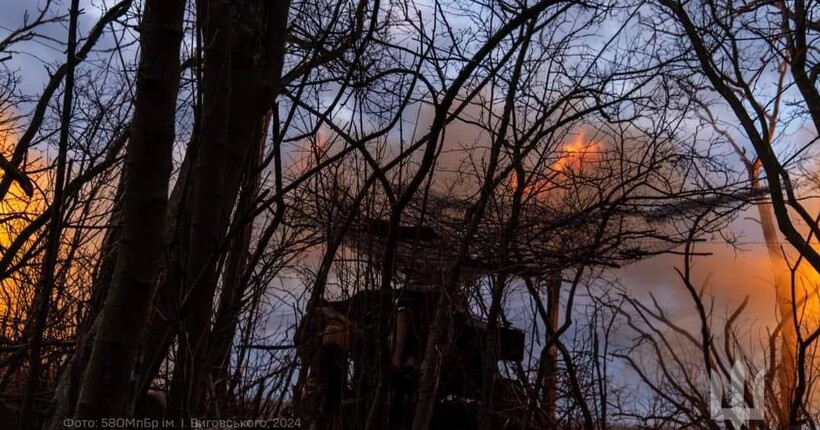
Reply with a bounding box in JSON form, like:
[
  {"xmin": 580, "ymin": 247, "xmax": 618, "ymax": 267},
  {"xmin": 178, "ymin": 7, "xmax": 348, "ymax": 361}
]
[
  {"xmin": 794, "ymin": 258, "xmax": 820, "ymax": 322},
  {"xmin": 0, "ymin": 114, "xmax": 37, "ymax": 249},
  {"xmin": 0, "ymin": 111, "xmax": 44, "ymax": 318}
]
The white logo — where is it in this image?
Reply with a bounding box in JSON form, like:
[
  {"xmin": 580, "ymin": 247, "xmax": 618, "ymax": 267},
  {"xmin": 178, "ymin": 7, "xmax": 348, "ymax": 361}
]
[{"xmin": 709, "ymin": 360, "xmax": 765, "ymax": 427}]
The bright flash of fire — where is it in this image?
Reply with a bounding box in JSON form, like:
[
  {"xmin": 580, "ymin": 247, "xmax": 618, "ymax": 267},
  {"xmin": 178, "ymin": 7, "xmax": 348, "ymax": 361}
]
[
  {"xmin": 552, "ymin": 131, "xmax": 600, "ymax": 173},
  {"xmin": 508, "ymin": 131, "xmax": 602, "ymax": 197}
]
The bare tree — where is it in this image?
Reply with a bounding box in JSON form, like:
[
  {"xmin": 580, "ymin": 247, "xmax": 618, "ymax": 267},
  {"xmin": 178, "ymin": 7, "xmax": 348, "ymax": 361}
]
[
  {"xmin": 652, "ymin": 0, "xmax": 820, "ymax": 425},
  {"xmin": 72, "ymin": 0, "xmax": 186, "ymax": 418},
  {"xmin": 0, "ymin": 0, "xmax": 813, "ymax": 428}
]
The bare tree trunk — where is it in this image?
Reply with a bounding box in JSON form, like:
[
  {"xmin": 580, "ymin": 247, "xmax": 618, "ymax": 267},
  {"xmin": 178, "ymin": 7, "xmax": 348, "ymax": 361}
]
[
  {"xmin": 134, "ymin": 148, "xmax": 196, "ymax": 403},
  {"xmin": 168, "ymin": 0, "xmax": 233, "ymax": 417},
  {"xmin": 204, "ymin": 119, "xmax": 267, "ymax": 414},
  {"xmin": 139, "ymin": 1, "xmax": 289, "ymax": 407},
  {"xmin": 753, "ymin": 173, "xmax": 796, "ymax": 425},
  {"xmin": 542, "ymin": 276, "xmax": 561, "ymax": 428},
  {"xmin": 522, "ymin": 275, "xmax": 561, "ymax": 429},
  {"xmin": 201, "ymin": 0, "xmax": 290, "ymax": 416},
  {"xmin": 19, "ymin": 1, "xmax": 79, "ymax": 426},
  {"xmin": 693, "ymin": 46, "xmax": 795, "ymax": 426},
  {"xmin": 477, "ymin": 27, "xmax": 532, "ymax": 428},
  {"xmin": 47, "ymin": 166, "xmax": 127, "ymax": 430},
  {"xmin": 73, "ymin": 0, "xmax": 185, "ymax": 417}
]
